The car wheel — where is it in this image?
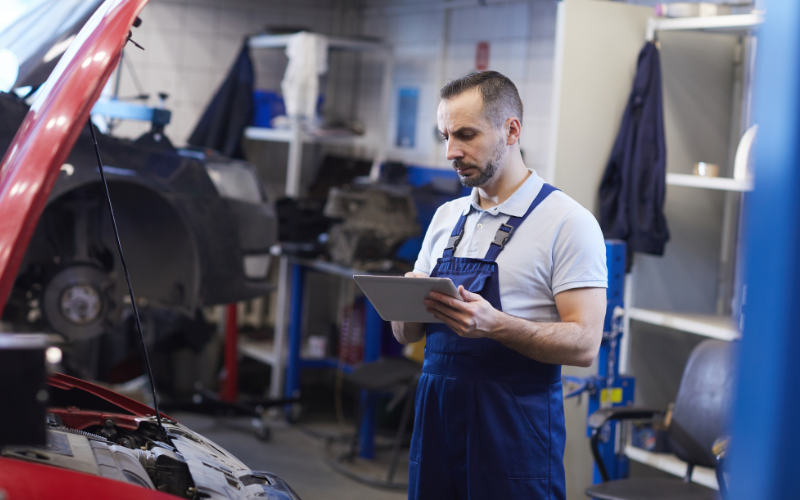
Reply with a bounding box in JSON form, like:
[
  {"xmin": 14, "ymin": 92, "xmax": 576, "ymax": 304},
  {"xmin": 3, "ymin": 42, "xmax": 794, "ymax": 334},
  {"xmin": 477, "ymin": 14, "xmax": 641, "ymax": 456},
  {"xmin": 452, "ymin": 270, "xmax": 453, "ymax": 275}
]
[{"xmin": 41, "ymin": 264, "xmax": 117, "ymax": 341}]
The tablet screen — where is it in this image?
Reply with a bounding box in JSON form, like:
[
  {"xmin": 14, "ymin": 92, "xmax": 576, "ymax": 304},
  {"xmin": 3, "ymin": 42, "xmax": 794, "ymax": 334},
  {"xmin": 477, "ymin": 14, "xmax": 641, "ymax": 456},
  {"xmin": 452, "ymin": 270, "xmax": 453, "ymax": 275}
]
[{"xmin": 353, "ymin": 275, "xmax": 462, "ymax": 323}]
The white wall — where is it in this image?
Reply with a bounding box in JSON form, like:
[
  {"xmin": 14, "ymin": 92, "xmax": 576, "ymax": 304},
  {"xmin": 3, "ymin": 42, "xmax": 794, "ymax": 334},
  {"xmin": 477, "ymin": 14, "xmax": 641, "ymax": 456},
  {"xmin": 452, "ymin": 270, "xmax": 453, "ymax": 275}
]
[
  {"xmin": 109, "ymin": 0, "xmax": 560, "ymax": 173},
  {"xmin": 358, "ymin": 0, "xmax": 558, "ymax": 172},
  {"xmin": 111, "ymin": 0, "xmax": 337, "ymax": 145}
]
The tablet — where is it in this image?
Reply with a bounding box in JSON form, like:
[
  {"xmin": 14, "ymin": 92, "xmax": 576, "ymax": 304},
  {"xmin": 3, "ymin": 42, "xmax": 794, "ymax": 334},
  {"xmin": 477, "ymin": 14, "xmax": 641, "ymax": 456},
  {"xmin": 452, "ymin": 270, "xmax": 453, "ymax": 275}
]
[{"xmin": 353, "ymin": 275, "xmax": 462, "ymax": 323}]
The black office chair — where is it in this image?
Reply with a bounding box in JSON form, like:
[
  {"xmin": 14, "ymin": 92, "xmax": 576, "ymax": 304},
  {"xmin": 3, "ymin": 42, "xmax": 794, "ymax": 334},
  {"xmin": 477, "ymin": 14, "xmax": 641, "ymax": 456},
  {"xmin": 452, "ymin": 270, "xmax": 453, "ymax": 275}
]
[{"xmin": 586, "ymin": 339, "xmax": 733, "ymax": 500}]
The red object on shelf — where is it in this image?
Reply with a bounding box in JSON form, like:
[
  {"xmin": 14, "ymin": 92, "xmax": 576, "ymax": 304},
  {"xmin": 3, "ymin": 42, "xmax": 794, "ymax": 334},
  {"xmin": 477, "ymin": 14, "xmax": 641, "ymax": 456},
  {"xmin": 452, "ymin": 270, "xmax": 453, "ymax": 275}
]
[
  {"xmin": 476, "ymin": 41, "xmax": 490, "ymax": 71},
  {"xmin": 219, "ymin": 303, "xmax": 239, "ymax": 403},
  {"xmin": 339, "ymin": 298, "xmax": 365, "ymax": 365}
]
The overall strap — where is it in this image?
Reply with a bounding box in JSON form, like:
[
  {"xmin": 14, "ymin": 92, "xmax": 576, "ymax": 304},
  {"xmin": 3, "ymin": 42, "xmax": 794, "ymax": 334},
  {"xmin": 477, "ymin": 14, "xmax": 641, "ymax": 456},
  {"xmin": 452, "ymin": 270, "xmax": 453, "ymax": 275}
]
[
  {"xmin": 442, "ymin": 209, "xmax": 470, "ymax": 258},
  {"xmin": 484, "ymin": 183, "xmax": 558, "ymax": 262}
]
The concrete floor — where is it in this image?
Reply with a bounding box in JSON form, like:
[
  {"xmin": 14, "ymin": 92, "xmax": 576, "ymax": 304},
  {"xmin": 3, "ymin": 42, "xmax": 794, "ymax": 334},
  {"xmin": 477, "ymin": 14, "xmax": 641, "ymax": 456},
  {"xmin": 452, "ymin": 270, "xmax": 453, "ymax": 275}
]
[{"xmin": 172, "ymin": 412, "xmax": 408, "ymax": 500}]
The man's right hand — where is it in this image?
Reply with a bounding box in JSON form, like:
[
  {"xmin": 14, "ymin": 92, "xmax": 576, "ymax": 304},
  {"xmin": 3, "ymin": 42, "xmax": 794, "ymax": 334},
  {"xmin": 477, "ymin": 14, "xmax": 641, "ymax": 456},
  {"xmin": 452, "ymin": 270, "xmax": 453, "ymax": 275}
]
[{"xmin": 405, "ymin": 271, "xmax": 430, "ymax": 278}]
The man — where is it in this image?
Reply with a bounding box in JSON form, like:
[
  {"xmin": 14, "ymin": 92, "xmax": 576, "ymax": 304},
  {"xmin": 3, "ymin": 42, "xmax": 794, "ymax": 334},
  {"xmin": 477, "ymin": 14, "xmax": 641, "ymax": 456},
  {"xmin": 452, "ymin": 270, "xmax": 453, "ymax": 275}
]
[{"xmin": 391, "ymin": 71, "xmax": 607, "ymax": 499}]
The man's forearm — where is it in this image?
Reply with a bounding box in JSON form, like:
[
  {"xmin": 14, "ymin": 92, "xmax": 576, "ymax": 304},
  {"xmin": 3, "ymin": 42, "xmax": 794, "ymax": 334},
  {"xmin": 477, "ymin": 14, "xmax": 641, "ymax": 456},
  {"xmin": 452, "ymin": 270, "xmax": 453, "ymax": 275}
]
[
  {"xmin": 489, "ymin": 313, "xmax": 601, "ymax": 367},
  {"xmin": 391, "ymin": 321, "xmax": 425, "ymax": 345}
]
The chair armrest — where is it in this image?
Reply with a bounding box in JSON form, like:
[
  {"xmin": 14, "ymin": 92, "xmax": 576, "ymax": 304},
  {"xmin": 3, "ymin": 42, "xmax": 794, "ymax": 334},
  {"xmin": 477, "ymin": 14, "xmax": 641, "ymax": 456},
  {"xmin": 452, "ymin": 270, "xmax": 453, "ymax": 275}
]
[
  {"xmin": 588, "ymin": 407, "xmax": 664, "ymax": 430},
  {"xmin": 588, "ymin": 406, "xmax": 664, "ymax": 482},
  {"xmin": 713, "ymin": 436, "xmax": 731, "ymax": 500},
  {"xmin": 712, "ymin": 435, "xmax": 729, "ymax": 458}
]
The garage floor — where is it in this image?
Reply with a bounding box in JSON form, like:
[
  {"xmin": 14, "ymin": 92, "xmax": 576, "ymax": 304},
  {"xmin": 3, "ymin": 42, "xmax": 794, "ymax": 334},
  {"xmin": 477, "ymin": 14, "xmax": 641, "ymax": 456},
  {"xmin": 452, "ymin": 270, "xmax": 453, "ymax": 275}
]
[{"xmin": 171, "ymin": 412, "xmax": 409, "ymax": 500}]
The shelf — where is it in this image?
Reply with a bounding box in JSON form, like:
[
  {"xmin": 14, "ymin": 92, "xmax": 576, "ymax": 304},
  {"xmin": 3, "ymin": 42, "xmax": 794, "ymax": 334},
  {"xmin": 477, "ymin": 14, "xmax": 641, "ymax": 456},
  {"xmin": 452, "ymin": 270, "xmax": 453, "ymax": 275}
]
[
  {"xmin": 240, "ymin": 336, "xmax": 360, "ymax": 373},
  {"xmin": 249, "ymin": 33, "xmax": 388, "ymax": 53},
  {"xmin": 628, "ymin": 308, "xmax": 740, "ymax": 341},
  {"xmin": 666, "ymin": 173, "xmax": 752, "ymax": 191},
  {"xmin": 288, "ymin": 256, "xmax": 382, "ymax": 279},
  {"xmin": 647, "ymin": 13, "xmax": 764, "ymax": 41},
  {"xmin": 624, "ymin": 446, "xmax": 718, "ymax": 490},
  {"xmin": 244, "ymin": 126, "xmax": 363, "ymax": 144},
  {"xmin": 238, "ymin": 337, "xmax": 277, "ymax": 366}
]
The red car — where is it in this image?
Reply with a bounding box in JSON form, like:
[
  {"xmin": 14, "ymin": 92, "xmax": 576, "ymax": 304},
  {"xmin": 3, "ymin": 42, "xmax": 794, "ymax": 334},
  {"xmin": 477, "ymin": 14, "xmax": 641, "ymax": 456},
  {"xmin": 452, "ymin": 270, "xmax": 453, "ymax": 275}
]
[{"xmin": 0, "ymin": 1, "xmax": 299, "ymax": 498}]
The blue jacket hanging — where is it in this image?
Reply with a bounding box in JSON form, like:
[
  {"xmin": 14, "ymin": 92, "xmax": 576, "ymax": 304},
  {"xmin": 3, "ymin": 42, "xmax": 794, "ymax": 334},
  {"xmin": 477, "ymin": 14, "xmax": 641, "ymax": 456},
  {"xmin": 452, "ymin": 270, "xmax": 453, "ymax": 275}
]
[
  {"xmin": 188, "ymin": 40, "xmax": 254, "ymax": 159},
  {"xmin": 599, "ymin": 42, "xmax": 669, "ymax": 256}
]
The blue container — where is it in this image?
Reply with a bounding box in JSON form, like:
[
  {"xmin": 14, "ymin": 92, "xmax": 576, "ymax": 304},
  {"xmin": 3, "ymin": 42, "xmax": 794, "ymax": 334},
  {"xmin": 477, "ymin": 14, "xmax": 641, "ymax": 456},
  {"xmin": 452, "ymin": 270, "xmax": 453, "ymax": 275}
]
[{"xmin": 252, "ymin": 90, "xmax": 286, "ymax": 128}]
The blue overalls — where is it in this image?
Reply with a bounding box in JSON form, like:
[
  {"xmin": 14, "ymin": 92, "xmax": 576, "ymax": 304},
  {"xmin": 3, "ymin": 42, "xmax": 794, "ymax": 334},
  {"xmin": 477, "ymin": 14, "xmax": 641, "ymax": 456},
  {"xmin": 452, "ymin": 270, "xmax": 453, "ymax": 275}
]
[{"xmin": 408, "ymin": 184, "xmax": 566, "ymax": 500}]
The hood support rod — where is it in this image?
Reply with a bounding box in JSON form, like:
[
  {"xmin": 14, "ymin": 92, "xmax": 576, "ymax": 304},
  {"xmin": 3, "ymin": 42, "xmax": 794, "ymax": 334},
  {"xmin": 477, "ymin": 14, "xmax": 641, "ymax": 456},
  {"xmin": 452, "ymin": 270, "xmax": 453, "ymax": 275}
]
[{"xmin": 88, "ymin": 119, "xmax": 165, "ymax": 439}]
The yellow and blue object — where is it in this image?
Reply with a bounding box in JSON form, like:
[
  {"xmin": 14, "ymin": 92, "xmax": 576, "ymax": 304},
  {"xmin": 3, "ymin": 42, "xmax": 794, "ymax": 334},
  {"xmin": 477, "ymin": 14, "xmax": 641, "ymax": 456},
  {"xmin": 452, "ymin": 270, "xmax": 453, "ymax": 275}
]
[{"xmin": 563, "ymin": 240, "xmax": 635, "ymax": 484}]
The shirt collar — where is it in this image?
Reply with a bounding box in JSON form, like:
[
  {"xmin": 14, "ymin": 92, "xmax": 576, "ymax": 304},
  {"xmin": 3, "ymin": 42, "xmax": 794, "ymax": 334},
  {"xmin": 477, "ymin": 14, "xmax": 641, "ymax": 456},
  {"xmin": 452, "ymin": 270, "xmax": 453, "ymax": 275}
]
[{"xmin": 461, "ymin": 169, "xmax": 544, "ymax": 217}]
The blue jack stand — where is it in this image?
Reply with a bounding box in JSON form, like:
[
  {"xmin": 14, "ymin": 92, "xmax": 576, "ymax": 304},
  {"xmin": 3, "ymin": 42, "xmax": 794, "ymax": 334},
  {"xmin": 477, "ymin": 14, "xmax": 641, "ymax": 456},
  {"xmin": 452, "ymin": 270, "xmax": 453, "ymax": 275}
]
[{"xmin": 562, "ymin": 240, "xmax": 635, "ymax": 483}]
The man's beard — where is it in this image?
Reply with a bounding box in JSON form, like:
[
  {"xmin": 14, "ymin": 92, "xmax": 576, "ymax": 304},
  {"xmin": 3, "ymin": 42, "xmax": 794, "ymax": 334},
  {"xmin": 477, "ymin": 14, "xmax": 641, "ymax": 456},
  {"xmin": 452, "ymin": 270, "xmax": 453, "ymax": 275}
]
[{"xmin": 453, "ymin": 138, "xmax": 506, "ymax": 188}]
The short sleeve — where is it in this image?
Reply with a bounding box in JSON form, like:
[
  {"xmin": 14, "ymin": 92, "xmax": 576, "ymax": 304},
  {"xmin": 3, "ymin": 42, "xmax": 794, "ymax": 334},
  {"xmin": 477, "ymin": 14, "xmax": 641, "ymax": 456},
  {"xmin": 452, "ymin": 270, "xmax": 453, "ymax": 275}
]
[
  {"xmin": 551, "ymin": 206, "xmax": 608, "ymax": 295},
  {"xmin": 413, "ymin": 204, "xmax": 446, "ymax": 275}
]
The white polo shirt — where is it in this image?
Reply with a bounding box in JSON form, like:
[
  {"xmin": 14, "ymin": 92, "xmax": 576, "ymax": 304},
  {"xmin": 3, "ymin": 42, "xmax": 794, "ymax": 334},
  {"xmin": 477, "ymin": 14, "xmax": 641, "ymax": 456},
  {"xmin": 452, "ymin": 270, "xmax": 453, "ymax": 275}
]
[{"xmin": 414, "ymin": 169, "xmax": 607, "ymax": 323}]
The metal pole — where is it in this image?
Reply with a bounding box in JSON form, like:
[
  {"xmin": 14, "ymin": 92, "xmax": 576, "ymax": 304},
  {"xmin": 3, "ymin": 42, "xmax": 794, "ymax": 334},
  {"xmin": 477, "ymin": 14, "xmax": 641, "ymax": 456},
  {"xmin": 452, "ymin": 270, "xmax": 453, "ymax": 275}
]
[
  {"xmin": 284, "ymin": 264, "xmax": 305, "ymax": 403},
  {"xmin": 286, "ymin": 117, "xmax": 303, "ymax": 198},
  {"xmin": 268, "ymin": 256, "xmax": 290, "ymax": 401},
  {"xmin": 357, "ymin": 300, "xmax": 384, "ymax": 459},
  {"xmin": 729, "ymin": 3, "xmax": 800, "ymax": 498}
]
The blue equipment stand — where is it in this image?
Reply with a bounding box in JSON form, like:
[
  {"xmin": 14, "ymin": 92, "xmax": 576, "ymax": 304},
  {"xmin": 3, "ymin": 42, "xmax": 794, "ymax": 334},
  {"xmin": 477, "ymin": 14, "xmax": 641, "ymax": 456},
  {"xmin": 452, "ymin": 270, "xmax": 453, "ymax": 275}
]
[
  {"xmin": 563, "ymin": 240, "xmax": 635, "ymax": 483},
  {"xmin": 283, "ymin": 260, "xmax": 383, "ymax": 459}
]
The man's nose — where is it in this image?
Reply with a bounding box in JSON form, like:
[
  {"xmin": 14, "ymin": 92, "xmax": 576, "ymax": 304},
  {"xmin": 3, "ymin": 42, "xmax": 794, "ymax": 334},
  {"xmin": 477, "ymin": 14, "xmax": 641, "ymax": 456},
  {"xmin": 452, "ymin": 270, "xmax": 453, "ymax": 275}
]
[{"xmin": 446, "ymin": 140, "xmax": 463, "ymax": 161}]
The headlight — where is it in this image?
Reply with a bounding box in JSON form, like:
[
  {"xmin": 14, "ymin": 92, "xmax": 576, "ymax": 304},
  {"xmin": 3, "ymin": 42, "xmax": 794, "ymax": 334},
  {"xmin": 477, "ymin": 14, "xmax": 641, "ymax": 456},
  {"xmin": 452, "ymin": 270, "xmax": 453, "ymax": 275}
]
[
  {"xmin": 205, "ymin": 162, "xmax": 264, "ymax": 204},
  {"xmin": 243, "ymin": 254, "xmax": 271, "ymax": 279}
]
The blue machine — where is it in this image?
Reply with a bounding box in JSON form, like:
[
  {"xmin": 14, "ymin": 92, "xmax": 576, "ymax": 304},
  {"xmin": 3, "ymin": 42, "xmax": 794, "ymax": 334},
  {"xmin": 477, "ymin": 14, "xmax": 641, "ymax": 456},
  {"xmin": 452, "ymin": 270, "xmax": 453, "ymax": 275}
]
[
  {"xmin": 563, "ymin": 239, "xmax": 635, "ymax": 483},
  {"xmin": 92, "ymin": 98, "xmax": 171, "ymax": 127}
]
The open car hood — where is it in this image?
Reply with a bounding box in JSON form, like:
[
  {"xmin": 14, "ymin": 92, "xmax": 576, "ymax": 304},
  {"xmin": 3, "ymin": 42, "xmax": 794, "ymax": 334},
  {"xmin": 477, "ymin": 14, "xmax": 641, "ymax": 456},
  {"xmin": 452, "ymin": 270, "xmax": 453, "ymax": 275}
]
[
  {"xmin": 0, "ymin": 0, "xmax": 148, "ymax": 315},
  {"xmin": 48, "ymin": 372, "xmax": 168, "ymax": 419}
]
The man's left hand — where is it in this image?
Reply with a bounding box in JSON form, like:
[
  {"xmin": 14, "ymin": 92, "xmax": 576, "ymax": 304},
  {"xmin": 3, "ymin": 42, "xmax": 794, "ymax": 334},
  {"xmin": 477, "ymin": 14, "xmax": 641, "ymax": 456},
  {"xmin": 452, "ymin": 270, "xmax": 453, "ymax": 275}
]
[{"xmin": 424, "ymin": 286, "xmax": 501, "ymax": 339}]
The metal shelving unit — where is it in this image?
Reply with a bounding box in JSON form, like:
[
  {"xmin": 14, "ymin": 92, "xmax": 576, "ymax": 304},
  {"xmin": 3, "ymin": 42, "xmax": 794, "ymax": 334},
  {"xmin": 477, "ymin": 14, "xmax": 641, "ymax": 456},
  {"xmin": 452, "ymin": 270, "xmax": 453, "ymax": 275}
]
[
  {"xmin": 628, "ymin": 308, "xmax": 740, "ymax": 341},
  {"xmin": 646, "ymin": 13, "xmax": 764, "ymax": 41},
  {"xmin": 622, "ymin": 12, "xmax": 761, "ymax": 485},
  {"xmin": 241, "ymin": 253, "xmax": 374, "ymax": 401},
  {"xmin": 241, "ymin": 33, "xmax": 393, "ymax": 406},
  {"xmin": 244, "ymin": 127, "xmax": 372, "ymax": 144},
  {"xmin": 622, "ymin": 12, "xmax": 762, "ymax": 363},
  {"xmin": 246, "ymin": 33, "xmax": 393, "ymax": 198}
]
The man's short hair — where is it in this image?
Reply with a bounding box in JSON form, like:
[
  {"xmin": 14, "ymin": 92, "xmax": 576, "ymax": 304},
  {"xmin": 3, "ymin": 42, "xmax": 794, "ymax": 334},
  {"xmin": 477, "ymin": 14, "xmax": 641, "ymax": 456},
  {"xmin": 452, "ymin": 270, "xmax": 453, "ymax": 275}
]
[{"xmin": 439, "ymin": 71, "xmax": 523, "ymax": 128}]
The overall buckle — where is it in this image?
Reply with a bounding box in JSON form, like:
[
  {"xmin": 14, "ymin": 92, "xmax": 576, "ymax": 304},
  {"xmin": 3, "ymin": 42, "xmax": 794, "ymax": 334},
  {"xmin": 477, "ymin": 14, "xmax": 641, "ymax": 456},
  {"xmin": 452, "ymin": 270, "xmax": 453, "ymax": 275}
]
[
  {"xmin": 446, "ymin": 231, "xmax": 464, "ymax": 250},
  {"xmin": 491, "ymin": 223, "xmax": 514, "ymax": 248}
]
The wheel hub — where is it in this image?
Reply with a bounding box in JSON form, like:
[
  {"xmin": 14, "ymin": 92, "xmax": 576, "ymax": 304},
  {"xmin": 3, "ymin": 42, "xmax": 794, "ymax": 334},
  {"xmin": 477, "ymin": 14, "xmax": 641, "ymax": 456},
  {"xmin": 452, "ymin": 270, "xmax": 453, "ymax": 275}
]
[
  {"xmin": 42, "ymin": 265, "xmax": 114, "ymax": 341},
  {"xmin": 60, "ymin": 284, "xmax": 101, "ymax": 325}
]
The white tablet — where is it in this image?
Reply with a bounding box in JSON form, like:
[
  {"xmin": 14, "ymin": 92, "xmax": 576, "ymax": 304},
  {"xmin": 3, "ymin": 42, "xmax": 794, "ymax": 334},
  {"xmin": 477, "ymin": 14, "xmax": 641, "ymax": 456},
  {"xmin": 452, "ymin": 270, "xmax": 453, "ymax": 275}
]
[{"xmin": 353, "ymin": 275, "xmax": 462, "ymax": 323}]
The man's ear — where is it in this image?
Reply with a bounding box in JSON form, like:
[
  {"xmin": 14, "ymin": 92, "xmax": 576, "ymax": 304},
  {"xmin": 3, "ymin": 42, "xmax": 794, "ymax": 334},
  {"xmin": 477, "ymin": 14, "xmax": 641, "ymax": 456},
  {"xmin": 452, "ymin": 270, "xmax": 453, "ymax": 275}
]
[{"xmin": 506, "ymin": 117, "xmax": 522, "ymax": 146}]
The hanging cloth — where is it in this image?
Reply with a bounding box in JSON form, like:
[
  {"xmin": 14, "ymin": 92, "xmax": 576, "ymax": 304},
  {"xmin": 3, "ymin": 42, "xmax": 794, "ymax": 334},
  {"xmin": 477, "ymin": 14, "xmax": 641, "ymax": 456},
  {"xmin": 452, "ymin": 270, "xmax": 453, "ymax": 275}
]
[
  {"xmin": 598, "ymin": 42, "xmax": 669, "ymax": 256},
  {"xmin": 187, "ymin": 39, "xmax": 254, "ymax": 159},
  {"xmin": 281, "ymin": 32, "xmax": 328, "ymax": 119}
]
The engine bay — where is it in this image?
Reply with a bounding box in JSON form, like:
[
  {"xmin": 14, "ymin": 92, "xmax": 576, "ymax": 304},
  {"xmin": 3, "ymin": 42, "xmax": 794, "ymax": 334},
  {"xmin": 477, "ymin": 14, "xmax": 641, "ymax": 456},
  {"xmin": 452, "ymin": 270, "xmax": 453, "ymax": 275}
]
[{"xmin": 1, "ymin": 376, "xmax": 299, "ymax": 500}]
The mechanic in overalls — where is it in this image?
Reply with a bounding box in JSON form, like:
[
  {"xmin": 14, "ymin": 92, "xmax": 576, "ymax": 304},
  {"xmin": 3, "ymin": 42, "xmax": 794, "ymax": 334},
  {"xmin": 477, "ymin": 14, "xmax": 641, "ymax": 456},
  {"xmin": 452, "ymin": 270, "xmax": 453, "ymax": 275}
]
[{"xmin": 392, "ymin": 71, "xmax": 608, "ymax": 500}]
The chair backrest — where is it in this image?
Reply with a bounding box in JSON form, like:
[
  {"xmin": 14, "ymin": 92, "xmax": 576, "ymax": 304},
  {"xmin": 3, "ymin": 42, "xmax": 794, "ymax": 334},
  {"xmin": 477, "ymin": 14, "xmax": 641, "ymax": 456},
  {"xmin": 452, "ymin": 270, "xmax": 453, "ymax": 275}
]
[{"xmin": 668, "ymin": 339, "xmax": 734, "ymax": 468}]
